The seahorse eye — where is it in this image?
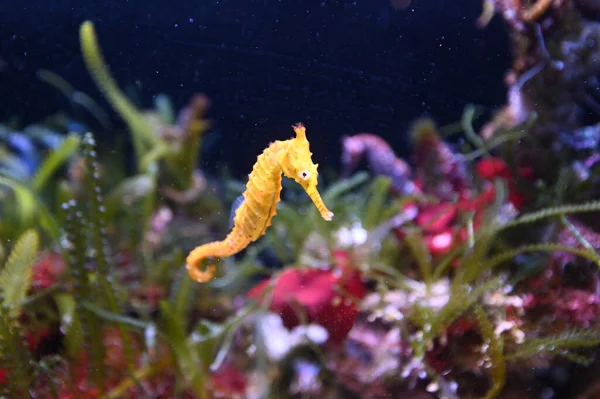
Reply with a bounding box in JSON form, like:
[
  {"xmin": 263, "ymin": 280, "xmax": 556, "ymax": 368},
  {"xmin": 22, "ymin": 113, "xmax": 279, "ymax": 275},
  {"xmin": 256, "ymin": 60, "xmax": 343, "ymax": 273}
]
[{"xmin": 298, "ymin": 170, "xmax": 311, "ymax": 180}]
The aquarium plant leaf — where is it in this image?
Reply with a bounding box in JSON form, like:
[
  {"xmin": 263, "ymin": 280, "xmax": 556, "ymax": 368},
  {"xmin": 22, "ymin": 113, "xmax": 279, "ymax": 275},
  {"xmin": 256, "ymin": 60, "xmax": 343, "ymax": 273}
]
[
  {"xmin": 36, "ymin": 69, "xmax": 113, "ymax": 131},
  {"xmin": 483, "ymin": 243, "xmax": 600, "ymax": 274},
  {"xmin": 505, "ymin": 329, "xmax": 600, "ymax": 364},
  {"xmin": 474, "ymin": 305, "xmax": 505, "ymax": 399},
  {"xmin": 0, "ymin": 228, "xmax": 39, "ymax": 317},
  {"xmin": 54, "ymin": 293, "xmax": 84, "ymax": 357},
  {"xmin": 461, "ymin": 104, "xmax": 487, "ymax": 152},
  {"xmin": 169, "ymin": 264, "xmax": 196, "ymax": 325},
  {"xmin": 322, "ymin": 171, "xmax": 370, "ymax": 205},
  {"xmin": 0, "ymin": 175, "xmax": 61, "ymax": 241},
  {"xmin": 79, "ymin": 21, "xmax": 162, "ymax": 170},
  {"xmin": 403, "ymin": 227, "xmax": 433, "ymax": 285},
  {"xmin": 0, "ymin": 304, "xmax": 34, "ymax": 397},
  {"xmin": 159, "ymin": 300, "xmax": 207, "ymax": 398},
  {"xmin": 63, "ymin": 200, "xmax": 106, "ymax": 393},
  {"xmin": 502, "ymin": 200, "xmax": 600, "ymax": 230},
  {"xmin": 560, "ymin": 215, "xmax": 600, "ymax": 266},
  {"xmin": 154, "ymin": 93, "xmax": 175, "ymax": 124},
  {"xmin": 427, "ymin": 276, "xmax": 505, "ymax": 344},
  {"xmin": 174, "ymin": 95, "xmax": 210, "ymax": 190},
  {"xmin": 0, "ymin": 175, "xmax": 36, "ymax": 226},
  {"xmin": 31, "ymin": 134, "xmax": 80, "ymax": 191},
  {"xmin": 362, "ymin": 176, "xmax": 392, "ymax": 230},
  {"xmin": 82, "ymin": 133, "xmax": 135, "ymax": 370},
  {"xmin": 104, "ymin": 173, "xmax": 156, "ymax": 220}
]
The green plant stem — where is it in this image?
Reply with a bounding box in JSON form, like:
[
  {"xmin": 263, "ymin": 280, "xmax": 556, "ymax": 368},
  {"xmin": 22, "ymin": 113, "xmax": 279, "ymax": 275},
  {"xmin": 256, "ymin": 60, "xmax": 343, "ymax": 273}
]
[{"xmin": 103, "ymin": 355, "xmax": 173, "ymax": 399}]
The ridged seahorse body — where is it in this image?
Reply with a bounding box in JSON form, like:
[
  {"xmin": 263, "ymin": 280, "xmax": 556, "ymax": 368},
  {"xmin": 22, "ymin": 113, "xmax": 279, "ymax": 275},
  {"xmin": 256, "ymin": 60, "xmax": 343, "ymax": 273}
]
[{"xmin": 186, "ymin": 123, "xmax": 333, "ymax": 283}]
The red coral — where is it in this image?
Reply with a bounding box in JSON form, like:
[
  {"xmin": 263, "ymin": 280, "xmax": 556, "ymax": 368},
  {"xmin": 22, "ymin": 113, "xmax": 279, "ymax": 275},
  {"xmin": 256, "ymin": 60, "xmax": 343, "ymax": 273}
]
[
  {"xmin": 393, "ymin": 155, "xmax": 533, "ymax": 256},
  {"xmin": 211, "ymin": 362, "xmax": 247, "ymax": 398},
  {"xmin": 475, "ymin": 157, "xmax": 533, "ymax": 210},
  {"xmin": 32, "ymin": 251, "xmax": 66, "ymax": 291},
  {"xmin": 248, "ymin": 265, "xmax": 367, "ymax": 343},
  {"xmin": 395, "ymin": 187, "xmax": 496, "ymax": 255}
]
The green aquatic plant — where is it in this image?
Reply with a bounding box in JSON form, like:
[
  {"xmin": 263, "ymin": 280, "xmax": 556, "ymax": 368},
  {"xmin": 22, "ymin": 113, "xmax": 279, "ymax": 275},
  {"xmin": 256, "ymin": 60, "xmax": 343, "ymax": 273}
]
[
  {"xmin": 473, "ymin": 304, "xmax": 505, "ymax": 399},
  {"xmin": 0, "ymin": 304, "xmax": 34, "ymax": 398},
  {"xmin": 265, "ymin": 171, "xmax": 404, "ymax": 264},
  {"xmin": 346, "ymin": 171, "xmax": 600, "ymax": 398},
  {"xmin": 0, "ymin": 229, "xmax": 40, "ymax": 318},
  {"xmin": 79, "ymin": 20, "xmax": 210, "ymax": 189},
  {"xmin": 62, "ymin": 199, "xmax": 107, "ymax": 393},
  {"xmin": 505, "ymin": 329, "xmax": 600, "ymax": 365},
  {"xmin": 81, "ymin": 133, "xmax": 135, "ymax": 368},
  {"xmin": 79, "ymin": 21, "xmax": 162, "ymax": 170},
  {"xmin": 37, "ymin": 68, "xmax": 113, "ymax": 131},
  {"xmin": 0, "ymin": 133, "xmax": 79, "ymax": 244},
  {"xmin": 0, "ymin": 229, "xmax": 39, "ymax": 397}
]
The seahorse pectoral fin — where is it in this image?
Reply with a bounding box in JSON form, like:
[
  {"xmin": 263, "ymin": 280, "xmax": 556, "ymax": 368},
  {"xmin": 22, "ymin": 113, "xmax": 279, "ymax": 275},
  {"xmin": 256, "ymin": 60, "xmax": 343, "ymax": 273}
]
[
  {"xmin": 306, "ymin": 185, "xmax": 334, "ymax": 221},
  {"xmin": 186, "ymin": 246, "xmax": 217, "ymax": 283}
]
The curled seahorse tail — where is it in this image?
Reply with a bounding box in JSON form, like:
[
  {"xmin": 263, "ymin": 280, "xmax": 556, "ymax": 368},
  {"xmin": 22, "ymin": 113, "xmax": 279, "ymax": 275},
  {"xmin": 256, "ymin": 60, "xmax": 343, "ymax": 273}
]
[
  {"xmin": 185, "ymin": 231, "xmax": 251, "ymax": 283},
  {"xmin": 186, "ymin": 242, "xmax": 220, "ymax": 283}
]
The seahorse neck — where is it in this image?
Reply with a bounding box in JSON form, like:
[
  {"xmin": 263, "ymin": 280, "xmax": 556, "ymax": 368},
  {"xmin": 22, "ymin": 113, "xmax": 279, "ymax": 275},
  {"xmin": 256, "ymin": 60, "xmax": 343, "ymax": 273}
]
[{"xmin": 263, "ymin": 139, "xmax": 290, "ymax": 176}]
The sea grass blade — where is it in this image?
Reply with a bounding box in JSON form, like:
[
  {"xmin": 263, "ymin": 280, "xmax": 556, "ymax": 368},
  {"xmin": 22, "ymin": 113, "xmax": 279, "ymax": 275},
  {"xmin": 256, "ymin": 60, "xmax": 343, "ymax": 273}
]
[
  {"xmin": 79, "ymin": 20, "xmax": 158, "ymax": 170},
  {"xmin": 31, "ymin": 134, "xmax": 80, "ymax": 191}
]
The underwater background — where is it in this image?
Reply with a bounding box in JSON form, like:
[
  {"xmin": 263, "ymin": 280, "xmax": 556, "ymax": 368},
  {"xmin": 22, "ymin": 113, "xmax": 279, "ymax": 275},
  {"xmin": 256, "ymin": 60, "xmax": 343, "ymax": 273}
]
[
  {"xmin": 4, "ymin": 0, "xmax": 600, "ymax": 398},
  {"xmin": 0, "ymin": 0, "xmax": 509, "ymax": 177}
]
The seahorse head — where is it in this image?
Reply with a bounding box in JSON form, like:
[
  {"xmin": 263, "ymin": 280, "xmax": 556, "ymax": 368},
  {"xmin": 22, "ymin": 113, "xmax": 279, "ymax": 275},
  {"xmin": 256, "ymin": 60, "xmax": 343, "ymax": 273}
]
[{"xmin": 280, "ymin": 123, "xmax": 334, "ymax": 221}]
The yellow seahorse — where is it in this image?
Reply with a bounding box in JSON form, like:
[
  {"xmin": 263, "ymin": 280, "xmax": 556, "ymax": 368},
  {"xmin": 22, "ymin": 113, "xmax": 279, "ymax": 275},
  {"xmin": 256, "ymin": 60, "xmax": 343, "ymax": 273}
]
[{"xmin": 186, "ymin": 123, "xmax": 334, "ymax": 283}]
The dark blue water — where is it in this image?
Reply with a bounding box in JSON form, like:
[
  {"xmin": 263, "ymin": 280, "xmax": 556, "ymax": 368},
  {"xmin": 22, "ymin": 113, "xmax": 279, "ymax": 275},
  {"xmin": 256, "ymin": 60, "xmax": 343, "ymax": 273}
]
[{"xmin": 0, "ymin": 0, "xmax": 510, "ymax": 178}]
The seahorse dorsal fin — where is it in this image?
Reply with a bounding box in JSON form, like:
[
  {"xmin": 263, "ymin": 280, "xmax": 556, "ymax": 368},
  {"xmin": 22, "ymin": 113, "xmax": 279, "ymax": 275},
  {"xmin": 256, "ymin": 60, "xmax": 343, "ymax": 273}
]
[{"xmin": 229, "ymin": 195, "xmax": 245, "ymax": 229}]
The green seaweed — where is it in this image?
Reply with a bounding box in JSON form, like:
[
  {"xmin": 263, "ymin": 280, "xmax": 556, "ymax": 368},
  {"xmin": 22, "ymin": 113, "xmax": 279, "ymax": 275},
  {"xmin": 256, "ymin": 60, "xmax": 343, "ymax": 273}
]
[
  {"xmin": 0, "ymin": 229, "xmax": 39, "ymax": 318},
  {"xmin": 79, "ymin": 21, "xmax": 161, "ymax": 170},
  {"xmin": 31, "ymin": 134, "xmax": 80, "ymax": 191},
  {"xmin": 474, "ymin": 304, "xmax": 506, "ymax": 399},
  {"xmin": 159, "ymin": 300, "xmax": 208, "ymax": 398},
  {"xmin": 505, "ymin": 329, "xmax": 600, "ymax": 365},
  {"xmin": 63, "ymin": 199, "xmax": 106, "ymax": 394},
  {"xmin": 54, "ymin": 293, "xmax": 84, "ymax": 357},
  {"xmin": 0, "ymin": 175, "xmax": 61, "ymax": 243},
  {"xmin": 81, "ymin": 133, "xmax": 135, "ymax": 371},
  {"xmin": 37, "ymin": 69, "xmax": 113, "ymax": 131},
  {"xmin": 403, "ymin": 227, "xmax": 433, "ymax": 286},
  {"xmin": 362, "ymin": 176, "xmax": 392, "ymax": 229},
  {"xmin": 0, "ymin": 304, "xmax": 34, "ymax": 397}
]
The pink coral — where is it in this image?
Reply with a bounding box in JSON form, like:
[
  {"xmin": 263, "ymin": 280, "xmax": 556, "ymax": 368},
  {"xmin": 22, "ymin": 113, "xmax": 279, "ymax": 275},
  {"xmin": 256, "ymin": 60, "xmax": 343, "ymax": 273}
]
[{"xmin": 248, "ymin": 264, "xmax": 367, "ymax": 343}]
